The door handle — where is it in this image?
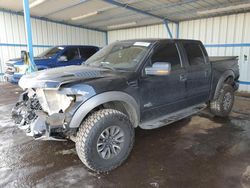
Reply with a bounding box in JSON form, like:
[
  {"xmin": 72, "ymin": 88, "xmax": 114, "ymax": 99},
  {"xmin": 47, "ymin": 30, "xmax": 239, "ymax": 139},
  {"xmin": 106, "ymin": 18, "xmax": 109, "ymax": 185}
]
[{"xmin": 180, "ymin": 74, "xmax": 187, "ymax": 82}]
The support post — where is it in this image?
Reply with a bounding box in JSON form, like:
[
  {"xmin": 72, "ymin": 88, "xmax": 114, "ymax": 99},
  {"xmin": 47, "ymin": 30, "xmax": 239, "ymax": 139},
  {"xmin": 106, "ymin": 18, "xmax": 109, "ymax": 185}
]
[
  {"xmin": 22, "ymin": 0, "xmax": 36, "ymax": 72},
  {"xmin": 176, "ymin": 22, "xmax": 179, "ymax": 39},
  {"xmin": 163, "ymin": 19, "xmax": 173, "ymax": 39},
  {"xmin": 105, "ymin": 31, "xmax": 109, "ymax": 45}
]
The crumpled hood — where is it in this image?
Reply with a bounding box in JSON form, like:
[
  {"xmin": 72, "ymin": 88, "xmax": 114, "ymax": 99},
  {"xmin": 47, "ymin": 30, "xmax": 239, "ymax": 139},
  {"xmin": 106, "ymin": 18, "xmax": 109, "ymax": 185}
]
[{"xmin": 18, "ymin": 65, "xmax": 109, "ymax": 89}]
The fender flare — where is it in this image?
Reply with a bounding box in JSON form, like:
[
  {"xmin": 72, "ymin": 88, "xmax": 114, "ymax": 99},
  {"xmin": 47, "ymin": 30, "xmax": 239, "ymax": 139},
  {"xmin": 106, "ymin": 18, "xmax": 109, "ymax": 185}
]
[
  {"xmin": 213, "ymin": 70, "xmax": 235, "ymax": 100},
  {"xmin": 69, "ymin": 91, "xmax": 140, "ymax": 128}
]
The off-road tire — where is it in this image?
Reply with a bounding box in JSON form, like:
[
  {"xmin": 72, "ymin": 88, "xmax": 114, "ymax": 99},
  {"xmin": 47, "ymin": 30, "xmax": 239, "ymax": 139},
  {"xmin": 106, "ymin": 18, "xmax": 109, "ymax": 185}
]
[
  {"xmin": 210, "ymin": 84, "xmax": 234, "ymax": 117},
  {"xmin": 76, "ymin": 109, "xmax": 134, "ymax": 173}
]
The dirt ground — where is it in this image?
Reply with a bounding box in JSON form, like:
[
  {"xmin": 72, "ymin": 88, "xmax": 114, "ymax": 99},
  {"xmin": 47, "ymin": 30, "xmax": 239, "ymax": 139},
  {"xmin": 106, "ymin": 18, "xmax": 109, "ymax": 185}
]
[{"xmin": 1, "ymin": 83, "xmax": 250, "ymax": 188}]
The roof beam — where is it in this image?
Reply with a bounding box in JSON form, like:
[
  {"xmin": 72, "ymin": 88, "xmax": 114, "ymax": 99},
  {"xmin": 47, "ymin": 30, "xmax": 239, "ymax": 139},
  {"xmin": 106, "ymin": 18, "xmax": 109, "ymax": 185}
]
[
  {"xmin": 103, "ymin": 0, "xmax": 175, "ymax": 37},
  {"xmin": 43, "ymin": 0, "xmax": 90, "ymax": 17},
  {"xmin": 102, "ymin": 0, "xmax": 176, "ymax": 23},
  {"xmin": 163, "ymin": 19, "xmax": 173, "ymax": 39},
  {"xmin": 145, "ymin": 0, "xmax": 198, "ymax": 13}
]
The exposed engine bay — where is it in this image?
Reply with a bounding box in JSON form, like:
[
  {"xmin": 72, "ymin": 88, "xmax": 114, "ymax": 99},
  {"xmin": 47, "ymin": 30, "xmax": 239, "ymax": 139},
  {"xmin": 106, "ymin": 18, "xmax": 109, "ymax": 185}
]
[
  {"xmin": 12, "ymin": 91, "xmax": 42, "ymax": 127},
  {"xmin": 12, "ymin": 89, "xmax": 75, "ymax": 140}
]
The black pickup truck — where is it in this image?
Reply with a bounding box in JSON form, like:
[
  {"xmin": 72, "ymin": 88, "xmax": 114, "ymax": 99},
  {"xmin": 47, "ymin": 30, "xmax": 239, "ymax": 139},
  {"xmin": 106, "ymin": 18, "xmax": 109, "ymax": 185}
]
[{"xmin": 12, "ymin": 39, "xmax": 239, "ymax": 172}]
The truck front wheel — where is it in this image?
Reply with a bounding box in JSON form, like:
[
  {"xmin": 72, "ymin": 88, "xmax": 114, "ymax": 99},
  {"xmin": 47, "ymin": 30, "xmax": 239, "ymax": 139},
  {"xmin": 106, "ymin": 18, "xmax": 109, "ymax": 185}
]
[
  {"xmin": 209, "ymin": 84, "xmax": 234, "ymax": 117},
  {"xmin": 76, "ymin": 109, "xmax": 134, "ymax": 172}
]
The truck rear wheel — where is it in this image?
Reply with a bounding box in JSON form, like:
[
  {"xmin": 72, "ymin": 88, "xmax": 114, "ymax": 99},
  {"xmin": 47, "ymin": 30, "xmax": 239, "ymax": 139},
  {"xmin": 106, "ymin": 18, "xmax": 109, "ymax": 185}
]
[
  {"xmin": 76, "ymin": 109, "xmax": 134, "ymax": 172},
  {"xmin": 209, "ymin": 84, "xmax": 234, "ymax": 117}
]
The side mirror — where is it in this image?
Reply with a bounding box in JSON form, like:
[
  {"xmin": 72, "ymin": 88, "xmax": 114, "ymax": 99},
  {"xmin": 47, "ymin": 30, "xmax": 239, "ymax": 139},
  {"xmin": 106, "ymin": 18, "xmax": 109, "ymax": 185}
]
[
  {"xmin": 145, "ymin": 62, "xmax": 171, "ymax": 76},
  {"xmin": 58, "ymin": 55, "xmax": 68, "ymax": 62}
]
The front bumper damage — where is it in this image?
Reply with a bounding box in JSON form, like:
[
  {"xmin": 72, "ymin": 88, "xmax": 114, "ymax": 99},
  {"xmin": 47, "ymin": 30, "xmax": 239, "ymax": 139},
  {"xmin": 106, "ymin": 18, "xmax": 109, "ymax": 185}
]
[
  {"xmin": 12, "ymin": 65, "xmax": 99, "ymax": 141},
  {"xmin": 12, "ymin": 90, "xmax": 73, "ymax": 141}
]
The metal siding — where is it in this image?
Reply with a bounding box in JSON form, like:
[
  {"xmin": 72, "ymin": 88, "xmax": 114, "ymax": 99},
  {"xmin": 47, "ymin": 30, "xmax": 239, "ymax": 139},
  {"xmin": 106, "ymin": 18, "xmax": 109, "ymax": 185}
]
[
  {"xmin": 107, "ymin": 22, "xmax": 177, "ymax": 43},
  {"xmin": 0, "ymin": 11, "xmax": 106, "ymax": 81},
  {"xmin": 179, "ymin": 13, "xmax": 250, "ymax": 92}
]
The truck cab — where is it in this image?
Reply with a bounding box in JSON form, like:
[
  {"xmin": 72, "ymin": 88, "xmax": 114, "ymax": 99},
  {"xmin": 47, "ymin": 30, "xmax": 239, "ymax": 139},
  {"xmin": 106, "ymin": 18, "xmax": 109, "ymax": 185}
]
[{"xmin": 4, "ymin": 45, "xmax": 99, "ymax": 83}]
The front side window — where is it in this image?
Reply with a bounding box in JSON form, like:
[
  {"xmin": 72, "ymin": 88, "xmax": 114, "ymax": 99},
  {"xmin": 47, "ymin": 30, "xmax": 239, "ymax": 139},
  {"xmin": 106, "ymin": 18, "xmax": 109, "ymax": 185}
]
[
  {"xmin": 61, "ymin": 48, "xmax": 80, "ymax": 61},
  {"xmin": 151, "ymin": 42, "xmax": 181, "ymax": 70},
  {"xmin": 86, "ymin": 41, "xmax": 151, "ymax": 71},
  {"xmin": 183, "ymin": 43, "xmax": 205, "ymax": 66}
]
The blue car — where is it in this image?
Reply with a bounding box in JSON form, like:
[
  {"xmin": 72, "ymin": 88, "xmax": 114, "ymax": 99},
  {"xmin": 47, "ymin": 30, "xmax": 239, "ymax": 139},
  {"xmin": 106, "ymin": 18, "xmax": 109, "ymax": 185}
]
[{"xmin": 4, "ymin": 45, "xmax": 99, "ymax": 84}]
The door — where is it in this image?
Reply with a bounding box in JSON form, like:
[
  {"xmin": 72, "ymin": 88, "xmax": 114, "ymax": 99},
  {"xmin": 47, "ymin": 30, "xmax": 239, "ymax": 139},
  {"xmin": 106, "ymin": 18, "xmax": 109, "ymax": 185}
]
[
  {"xmin": 181, "ymin": 42, "xmax": 211, "ymax": 105},
  {"xmin": 57, "ymin": 47, "xmax": 82, "ymax": 66},
  {"xmin": 140, "ymin": 41, "xmax": 188, "ymax": 122}
]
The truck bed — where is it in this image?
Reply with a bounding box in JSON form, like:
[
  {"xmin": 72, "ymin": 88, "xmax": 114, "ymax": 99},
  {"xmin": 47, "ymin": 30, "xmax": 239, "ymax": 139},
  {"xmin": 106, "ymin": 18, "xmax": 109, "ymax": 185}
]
[
  {"xmin": 210, "ymin": 56, "xmax": 239, "ymax": 73},
  {"xmin": 209, "ymin": 56, "xmax": 238, "ymax": 62}
]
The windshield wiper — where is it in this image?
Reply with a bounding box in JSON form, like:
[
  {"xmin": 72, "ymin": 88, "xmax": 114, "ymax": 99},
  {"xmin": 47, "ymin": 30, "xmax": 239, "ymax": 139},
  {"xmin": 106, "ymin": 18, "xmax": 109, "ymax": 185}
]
[
  {"xmin": 92, "ymin": 61, "xmax": 116, "ymax": 71},
  {"xmin": 98, "ymin": 64, "xmax": 116, "ymax": 71},
  {"xmin": 85, "ymin": 61, "xmax": 116, "ymax": 71}
]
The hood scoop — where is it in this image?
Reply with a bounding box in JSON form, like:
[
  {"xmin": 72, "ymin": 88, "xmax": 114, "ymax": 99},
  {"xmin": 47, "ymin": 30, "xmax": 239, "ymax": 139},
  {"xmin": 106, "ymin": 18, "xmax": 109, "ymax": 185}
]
[
  {"xmin": 73, "ymin": 70, "xmax": 102, "ymax": 78},
  {"xmin": 59, "ymin": 70, "xmax": 102, "ymax": 79}
]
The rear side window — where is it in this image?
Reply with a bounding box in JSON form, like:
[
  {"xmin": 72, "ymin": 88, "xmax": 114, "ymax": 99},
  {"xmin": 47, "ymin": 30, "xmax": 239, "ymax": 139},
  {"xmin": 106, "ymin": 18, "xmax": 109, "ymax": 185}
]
[
  {"xmin": 151, "ymin": 42, "xmax": 181, "ymax": 70},
  {"xmin": 183, "ymin": 43, "xmax": 205, "ymax": 66},
  {"xmin": 80, "ymin": 47, "xmax": 98, "ymax": 60}
]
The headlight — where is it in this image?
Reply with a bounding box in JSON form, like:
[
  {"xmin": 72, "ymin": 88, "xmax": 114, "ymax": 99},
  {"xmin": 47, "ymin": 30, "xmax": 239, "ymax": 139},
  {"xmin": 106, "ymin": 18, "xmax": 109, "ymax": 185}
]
[
  {"xmin": 36, "ymin": 89, "xmax": 74, "ymax": 115},
  {"xmin": 5, "ymin": 61, "xmax": 15, "ymax": 73},
  {"xmin": 15, "ymin": 65, "xmax": 28, "ymax": 74}
]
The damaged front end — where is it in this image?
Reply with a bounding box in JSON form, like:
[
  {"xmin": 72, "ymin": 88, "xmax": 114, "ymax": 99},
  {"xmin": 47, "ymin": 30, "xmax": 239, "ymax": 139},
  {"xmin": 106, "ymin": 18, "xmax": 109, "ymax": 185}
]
[
  {"xmin": 12, "ymin": 65, "xmax": 101, "ymax": 140},
  {"xmin": 12, "ymin": 89, "xmax": 75, "ymax": 141}
]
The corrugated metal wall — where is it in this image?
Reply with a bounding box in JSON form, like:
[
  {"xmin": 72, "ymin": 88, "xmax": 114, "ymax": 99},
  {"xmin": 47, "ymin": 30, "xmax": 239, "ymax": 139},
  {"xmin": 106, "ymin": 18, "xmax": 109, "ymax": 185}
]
[
  {"xmin": 107, "ymin": 13, "xmax": 250, "ymax": 92},
  {"xmin": 179, "ymin": 13, "xmax": 250, "ymax": 92},
  {"xmin": 108, "ymin": 22, "xmax": 177, "ymax": 43},
  {"xmin": 0, "ymin": 10, "xmax": 106, "ymax": 81}
]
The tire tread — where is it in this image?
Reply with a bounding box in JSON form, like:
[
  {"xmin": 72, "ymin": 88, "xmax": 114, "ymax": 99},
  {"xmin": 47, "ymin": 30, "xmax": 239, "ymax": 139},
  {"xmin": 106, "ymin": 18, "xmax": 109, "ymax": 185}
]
[
  {"xmin": 210, "ymin": 84, "xmax": 234, "ymax": 117},
  {"xmin": 76, "ymin": 109, "xmax": 134, "ymax": 172}
]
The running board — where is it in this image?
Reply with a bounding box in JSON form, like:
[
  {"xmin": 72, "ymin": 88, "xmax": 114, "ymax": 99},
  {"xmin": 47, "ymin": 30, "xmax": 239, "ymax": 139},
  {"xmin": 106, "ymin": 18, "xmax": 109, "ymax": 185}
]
[{"xmin": 139, "ymin": 104, "xmax": 207, "ymax": 130}]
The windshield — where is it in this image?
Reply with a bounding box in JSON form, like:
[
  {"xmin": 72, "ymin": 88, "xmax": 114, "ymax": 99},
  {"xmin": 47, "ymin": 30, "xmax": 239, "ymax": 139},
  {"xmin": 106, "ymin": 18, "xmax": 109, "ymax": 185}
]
[
  {"xmin": 37, "ymin": 46, "xmax": 64, "ymax": 58},
  {"xmin": 85, "ymin": 41, "xmax": 151, "ymax": 71}
]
